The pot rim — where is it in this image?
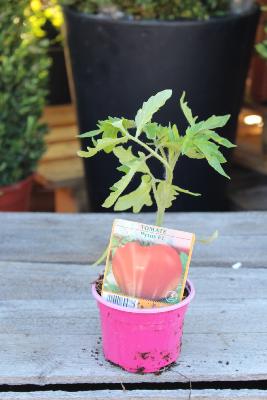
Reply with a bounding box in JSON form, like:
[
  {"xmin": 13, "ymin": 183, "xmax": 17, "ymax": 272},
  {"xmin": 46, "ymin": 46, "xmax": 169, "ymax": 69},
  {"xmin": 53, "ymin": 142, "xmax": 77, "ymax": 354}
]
[
  {"xmin": 92, "ymin": 279, "xmax": 195, "ymax": 314},
  {"xmin": 64, "ymin": 4, "xmax": 259, "ymax": 28},
  {"xmin": 0, "ymin": 174, "xmax": 34, "ymax": 192}
]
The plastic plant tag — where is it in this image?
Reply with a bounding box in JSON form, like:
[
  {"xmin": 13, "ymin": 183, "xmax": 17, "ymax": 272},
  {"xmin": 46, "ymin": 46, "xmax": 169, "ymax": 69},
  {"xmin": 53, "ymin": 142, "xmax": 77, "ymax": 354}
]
[{"xmin": 101, "ymin": 219, "xmax": 195, "ymax": 309}]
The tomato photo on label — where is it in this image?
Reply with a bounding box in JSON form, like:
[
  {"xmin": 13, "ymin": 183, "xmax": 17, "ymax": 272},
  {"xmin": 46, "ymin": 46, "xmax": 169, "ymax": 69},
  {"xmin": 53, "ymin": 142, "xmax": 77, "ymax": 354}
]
[{"xmin": 112, "ymin": 241, "xmax": 182, "ymax": 300}]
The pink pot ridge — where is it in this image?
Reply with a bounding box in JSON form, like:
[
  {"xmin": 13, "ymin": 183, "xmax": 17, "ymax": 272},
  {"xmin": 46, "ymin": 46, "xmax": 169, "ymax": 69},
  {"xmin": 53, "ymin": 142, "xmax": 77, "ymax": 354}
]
[{"xmin": 92, "ymin": 279, "xmax": 195, "ymax": 373}]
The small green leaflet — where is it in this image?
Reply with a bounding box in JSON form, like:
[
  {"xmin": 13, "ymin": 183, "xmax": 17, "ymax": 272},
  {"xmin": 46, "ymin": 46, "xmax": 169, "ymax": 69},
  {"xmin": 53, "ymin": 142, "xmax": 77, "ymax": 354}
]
[
  {"xmin": 77, "ymin": 137, "xmax": 128, "ymax": 158},
  {"xmin": 113, "ymin": 146, "xmax": 136, "ymax": 164},
  {"xmin": 115, "ymin": 175, "xmax": 153, "ymax": 212},
  {"xmin": 195, "ymin": 139, "xmax": 230, "ymax": 179},
  {"xmin": 110, "ymin": 118, "xmax": 135, "ymax": 134},
  {"xmin": 203, "ymin": 130, "xmax": 236, "ymax": 149},
  {"xmin": 197, "ymin": 230, "xmax": 219, "ymax": 244},
  {"xmin": 143, "ymin": 122, "xmax": 160, "ymax": 139},
  {"xmin": 113, "ymin": 147, "xmax": 149, "ymax": 174},
  {"xmin": 78, "ymin": 129, "xmax": 102, "ymax": 139},
  {"xmin": 135, "ymin": 89, "xmax": 172, "ymax": 136},
  {"xmin": 180, "ymin": 92, "xmax": 198, "ymax": 126},
  {"xmin": 173, "ymin": 185, "xmax": 201, "ymax": 197},
  {"xmin": 187, "ymin": 115, "xmax": 230, "ymax": 137},
  {"xmin": 102, "ymin": 157, "xmax": 149, "ymax": 208}
]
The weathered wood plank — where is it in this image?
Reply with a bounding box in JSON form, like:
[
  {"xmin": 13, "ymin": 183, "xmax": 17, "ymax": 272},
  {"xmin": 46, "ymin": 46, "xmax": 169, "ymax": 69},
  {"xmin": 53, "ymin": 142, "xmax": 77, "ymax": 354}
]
[
  {"xmin": 0, "ymin": 212, "xmax": 267, "ymax": 267},
  {"xmin": 0, "ymin": 261, "xmax": 266, "ymax": 385},
  {"xmin": 1, "ymin": 262, "xmax": 266, "ymax": 300},
  {"xmin": 1, "ymin": 389, "xmax": 267, "ymax": 400}
]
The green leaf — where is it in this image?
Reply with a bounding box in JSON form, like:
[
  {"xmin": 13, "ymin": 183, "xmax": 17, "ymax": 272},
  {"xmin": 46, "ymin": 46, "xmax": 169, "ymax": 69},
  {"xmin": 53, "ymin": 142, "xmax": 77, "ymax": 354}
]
[
  {"xmin": 195, "ymin": 139, "xmax": 230, "ymax": 179},
  {"xmin": 135, "ymin": 89, "xmax": 172, "ymax": 135},
  {"xmin": 113, "ymin": 146, "xmax": 136, "ymax": 164},
  {"xmin": 173, "ymin": 185, "xmax": 201, "ymax": 197},
  {"xmin": 77, "ymin": 137, "xmax": 128, "ymax": 158},
  {"xmin": 180, "ymin": 91, "xmax": 198, "ymax": 126},
  {"xmin": 203, "ymin": 130, "xmax": 236, "ymax": 148},
  {"xmin": 102, "ymin": 157, "xmax": 149, "ymax": 208},
  {"xmin": 114, "ymin": 175, "xmax": 153, "ymax": 212},
  {"xmin": 117, "ymin": 165, "xmax": 130, "ymax": 173},
  {"xmin": 78, "ymin": 129, "xmax": 102, "ymax": 138},
  {"xmin": 197, "ymin": 230, "xmax": 219, "ymax": 245},
  {"xmin": 187, "ymin": 115, "xmax": 230, "ymax": 136},
  {"xmin": 143, "ymin": 122, "xmax": 160, "ymax": 139}
]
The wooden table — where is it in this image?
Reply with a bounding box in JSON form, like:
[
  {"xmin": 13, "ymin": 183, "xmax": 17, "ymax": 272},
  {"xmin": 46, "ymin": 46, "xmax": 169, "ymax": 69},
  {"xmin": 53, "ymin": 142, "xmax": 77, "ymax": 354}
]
[{"xmin": 0, "ymin": 212, "xmax": 266, "ymax": 400}]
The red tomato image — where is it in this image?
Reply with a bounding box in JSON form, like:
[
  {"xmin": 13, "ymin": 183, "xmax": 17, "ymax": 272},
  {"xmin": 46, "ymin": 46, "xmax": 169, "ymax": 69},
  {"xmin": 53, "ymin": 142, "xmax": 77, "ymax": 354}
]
[{"xmin": 112, "ymin": 241, "xmax": 182, "ymax": 300}]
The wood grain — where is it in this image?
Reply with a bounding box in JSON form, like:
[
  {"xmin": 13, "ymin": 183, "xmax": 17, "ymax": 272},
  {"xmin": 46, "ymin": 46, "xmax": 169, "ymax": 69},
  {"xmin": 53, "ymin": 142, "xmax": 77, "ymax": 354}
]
[
  {"xmin": 0, "ymin": 212, "xmax": 267, "ymax": 267},
  {"xmin": 0, "ymin": 261, "xmax": 266, "ymax": 385},
  {"xmin": 1, "ymin": 390, "xmax": 267, "ymax": 400}
]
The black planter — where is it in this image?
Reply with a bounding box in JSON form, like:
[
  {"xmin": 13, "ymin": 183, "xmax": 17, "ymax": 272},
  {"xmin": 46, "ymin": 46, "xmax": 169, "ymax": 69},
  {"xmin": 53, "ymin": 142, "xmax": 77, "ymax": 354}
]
[
  {"xmin": 64, "ymin": 6, "xmax": 259, "ymax": 212},
  {"xmin": 47, "ymin": 44, "xmax": 71, "ymax": 105}
]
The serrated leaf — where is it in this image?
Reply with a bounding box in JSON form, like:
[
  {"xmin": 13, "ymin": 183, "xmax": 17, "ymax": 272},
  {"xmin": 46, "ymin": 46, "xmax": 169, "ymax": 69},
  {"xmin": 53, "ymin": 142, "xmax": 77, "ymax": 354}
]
[
  {"xmin": 143, "ymin": 122, "xmax": 160, "ymax": 139},
  {"xmin": 113, "ymin": 146, "xmax": 136, "ymax": 164},
  {"xmin": 114, "ymin": 175, "xmax": 153, "ymax": 212},
  {"xmin": 184, "ymin": 147, "xmax": 205, "ymax": 159},
  {"xmin": 180, "ymin": 91, "xmax": 198, "ymax": 126},
  {"xmin": 200, "ymin": 114, "xmax": 230, "ymax": 130},
  {"xmin": 195, "ymin": 139, "xmax": 230, "ymax": 179},
  {"xmin": 135, "ymin": 89, "xmax": 172, "ymax": 135},
  {"xmin": 117, "ymin": 165, "xmax": 130, "ymax": 173},
  {"xmin": 203, "ymin": 130, "xmax": 236, "ymax": 148},
  {"xmin": 102, "ymin": 157, "xmax": 149, "ymax": 208},
  {"xmin": 187, "ymin": 115, "xmax": 230, "ymax": 137},
  {"xmin": 77, "ymin": 137, "xmax": 127, "ymax": 158},
  {"xmin": 78, "ymin": 129, "xmax": 102, "ymax": 138}
]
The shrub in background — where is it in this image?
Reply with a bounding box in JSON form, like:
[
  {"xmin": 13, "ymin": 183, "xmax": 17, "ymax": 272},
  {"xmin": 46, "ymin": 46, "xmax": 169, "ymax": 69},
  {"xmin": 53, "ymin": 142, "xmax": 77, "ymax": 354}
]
[{"xmin": 0, "ymin": 0, "xmax": 50, "ymax": 186}]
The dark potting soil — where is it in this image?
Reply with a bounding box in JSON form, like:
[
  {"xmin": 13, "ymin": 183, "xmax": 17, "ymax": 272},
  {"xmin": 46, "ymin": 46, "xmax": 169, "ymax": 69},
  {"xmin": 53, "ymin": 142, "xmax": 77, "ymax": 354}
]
[{"xmin": 94, "ymin": 274, "xmax": 104, "ymax": 296}]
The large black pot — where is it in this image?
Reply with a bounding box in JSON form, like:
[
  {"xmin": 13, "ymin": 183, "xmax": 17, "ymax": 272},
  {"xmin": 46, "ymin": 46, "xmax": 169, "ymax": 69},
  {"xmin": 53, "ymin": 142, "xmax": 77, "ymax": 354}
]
[{"xmin": 64, "ymin": 5, "xmax": 259, "ymax": 212}]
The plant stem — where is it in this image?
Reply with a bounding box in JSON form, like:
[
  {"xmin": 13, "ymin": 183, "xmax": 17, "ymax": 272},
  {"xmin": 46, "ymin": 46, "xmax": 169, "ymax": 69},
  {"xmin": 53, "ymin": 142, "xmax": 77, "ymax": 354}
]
[
  {"xmin": 127, "ymin": 132, "xmax": 172, "ymax": 174},
  {"xmin": 156, "ymin": 208, "xmax": 165, "ymax": 227},
  {"xmin": 155, "ymin": 150, "xmax": 175, "ymax": 227}
]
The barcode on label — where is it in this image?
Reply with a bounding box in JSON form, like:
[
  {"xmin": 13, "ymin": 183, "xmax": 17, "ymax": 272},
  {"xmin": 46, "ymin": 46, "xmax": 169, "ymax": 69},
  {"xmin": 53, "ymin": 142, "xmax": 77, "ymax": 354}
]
[{"xmin": 102, "ymin": 292, "xmax": 138, "ymax": 309}]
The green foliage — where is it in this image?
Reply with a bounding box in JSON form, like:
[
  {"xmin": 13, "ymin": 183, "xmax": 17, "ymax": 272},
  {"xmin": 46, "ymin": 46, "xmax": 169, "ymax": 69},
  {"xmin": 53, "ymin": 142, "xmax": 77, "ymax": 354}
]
[
  {"xmin": 78, "ymin": 89, "xmax": 234, "ymax": 226},
  {"xmin": 62, "ymin": 0, "xmax": 230, "ymax": 20},
  {"xmin": 255, "ymin": 7, "xmax": 267, "ymax": 59},
  {"xmin": 0, "ymin": 1, "xmax": 50, "ymax": 186}
]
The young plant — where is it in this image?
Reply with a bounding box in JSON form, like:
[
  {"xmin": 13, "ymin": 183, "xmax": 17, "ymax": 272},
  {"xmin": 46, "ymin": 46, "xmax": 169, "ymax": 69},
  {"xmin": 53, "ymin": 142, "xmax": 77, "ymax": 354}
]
[{"xmin": 78, "ymin": 90, "xmax": 235, "ymax": 227}]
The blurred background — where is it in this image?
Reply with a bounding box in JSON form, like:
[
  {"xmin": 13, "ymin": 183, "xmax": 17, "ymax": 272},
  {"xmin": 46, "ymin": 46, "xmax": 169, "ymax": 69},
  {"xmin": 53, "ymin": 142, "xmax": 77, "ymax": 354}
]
[{"xmin": 1, "ymin": 0, "xmax": 267, "ymax": 214}]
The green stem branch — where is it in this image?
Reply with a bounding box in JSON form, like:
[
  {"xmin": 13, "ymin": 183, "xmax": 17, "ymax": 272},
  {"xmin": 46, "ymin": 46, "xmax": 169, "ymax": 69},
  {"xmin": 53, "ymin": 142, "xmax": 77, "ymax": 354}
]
[{"xmin": 127, "ymin": 132, "xmax": 172, "ymax": 175}]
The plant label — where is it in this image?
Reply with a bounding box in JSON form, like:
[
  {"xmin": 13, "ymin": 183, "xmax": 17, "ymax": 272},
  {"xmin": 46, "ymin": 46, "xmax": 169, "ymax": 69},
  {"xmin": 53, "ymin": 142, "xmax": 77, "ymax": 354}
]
[{"xmin": 101, "ymin": 219, "xmax": 195, "ymax": 309}]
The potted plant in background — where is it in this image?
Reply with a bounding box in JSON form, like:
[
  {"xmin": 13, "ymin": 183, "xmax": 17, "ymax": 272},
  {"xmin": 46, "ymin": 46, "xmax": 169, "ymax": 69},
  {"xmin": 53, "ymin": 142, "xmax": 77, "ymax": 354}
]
[
  {"xmin": 63, "ymin": 0, "xmax": 259, "ymax": 212},
  {"xmin": 78, "ymin": 88, "xmax": 234, "ymax": 372},
  {"xmin": 0, "ymin": 1, "xmax": 50, "ymax": 211},
  {"xmin": 27, "ymin": 0, "xmax": 71, "ymax": 105}
]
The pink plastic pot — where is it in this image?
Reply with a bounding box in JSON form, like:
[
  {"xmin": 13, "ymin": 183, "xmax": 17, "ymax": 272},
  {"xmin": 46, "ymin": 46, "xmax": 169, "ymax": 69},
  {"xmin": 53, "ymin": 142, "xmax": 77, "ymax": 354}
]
[{"xmin": 92, "ymin": 280, "xmax": 195, "ymax": 373}]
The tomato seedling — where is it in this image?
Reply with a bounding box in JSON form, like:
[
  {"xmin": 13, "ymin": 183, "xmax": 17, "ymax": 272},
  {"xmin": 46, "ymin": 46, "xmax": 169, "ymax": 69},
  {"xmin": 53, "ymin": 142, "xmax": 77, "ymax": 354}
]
[{"xmin": 78, "ymin": 90, "xmax": 235, "ymax": 227}]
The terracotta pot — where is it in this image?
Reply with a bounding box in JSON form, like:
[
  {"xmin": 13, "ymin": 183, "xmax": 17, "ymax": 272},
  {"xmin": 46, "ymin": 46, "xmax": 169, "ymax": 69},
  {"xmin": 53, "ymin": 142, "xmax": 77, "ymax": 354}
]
[{"xmin": 0, "ymin": 175, "xmax": 33, "ymax": 212}]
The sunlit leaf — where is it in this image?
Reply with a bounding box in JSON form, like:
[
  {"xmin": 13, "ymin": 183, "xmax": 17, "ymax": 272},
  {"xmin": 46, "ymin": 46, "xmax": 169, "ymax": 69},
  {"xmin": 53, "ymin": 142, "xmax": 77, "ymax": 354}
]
[
  {"xmin": 135, "ymin": 89, "xmax": 172, "ymax": 135},
  {"xmin": 115, "ymin": 175, "xmax": 153, "ymax": 212}
]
